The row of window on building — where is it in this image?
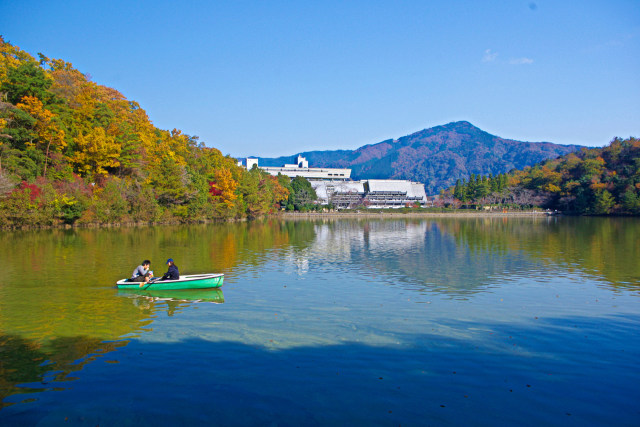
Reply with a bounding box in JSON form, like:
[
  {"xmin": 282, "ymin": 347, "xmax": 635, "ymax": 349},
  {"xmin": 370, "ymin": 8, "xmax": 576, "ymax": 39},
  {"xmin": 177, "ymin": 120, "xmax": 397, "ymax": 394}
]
[{"xmin": 311, "ymin": 179, "xmax": 429, "ymax": 209}]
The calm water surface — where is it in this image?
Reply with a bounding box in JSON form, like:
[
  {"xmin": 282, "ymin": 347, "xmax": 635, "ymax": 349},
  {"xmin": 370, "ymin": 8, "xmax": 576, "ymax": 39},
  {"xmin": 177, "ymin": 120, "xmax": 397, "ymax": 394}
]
[{"xmin": 0, "ymin": 217, "xmax": 638, "ymax": 426}]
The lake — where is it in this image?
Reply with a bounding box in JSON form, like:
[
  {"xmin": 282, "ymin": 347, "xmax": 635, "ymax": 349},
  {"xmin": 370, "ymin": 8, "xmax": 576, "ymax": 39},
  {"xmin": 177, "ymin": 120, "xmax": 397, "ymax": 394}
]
[{"xmin": 0, "ymin": 216, "xmax": 638, "ymax": 426}]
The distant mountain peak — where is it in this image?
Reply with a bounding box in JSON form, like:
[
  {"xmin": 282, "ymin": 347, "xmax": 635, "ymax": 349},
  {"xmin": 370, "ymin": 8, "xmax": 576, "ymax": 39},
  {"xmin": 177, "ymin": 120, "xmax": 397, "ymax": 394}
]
[
  {"xmin": 440, "ymin": 120, "xmax": 486, "ymax": 133},
  {"xmin": 401, "ymin": 121, "xmax": 492, "ymax": 142},
  {"xmin": 445, "ymin": 120, "xmax": 474, "ymax": 128}
]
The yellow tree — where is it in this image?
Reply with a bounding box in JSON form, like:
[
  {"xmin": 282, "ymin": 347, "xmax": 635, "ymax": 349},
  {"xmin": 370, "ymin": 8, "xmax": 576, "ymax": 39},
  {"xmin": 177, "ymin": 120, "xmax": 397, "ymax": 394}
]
[
  {"xmin": 72, "ymin": 127, "xmax": 121, "ymax": 177},
  {"xmin": 91, "ymin": 85, "xmax": 157, "ymax": 173},
  {"xmin": 50, "ymin": 67, "xmax": 96, "ymax": 117},
  {"xmin": 15, "ymin": 95, "xmax": 66, "ymax": 176},
  {"xmin": 0, "ymin": 36, "xmax": 37, "ymax": 86},
  {"xmin": 209, "ymin": 167, "xmax": 238, "ymax": 216},
  {"xmin": 269, "ymin": 174, "xmax": 290, "ymax": 208}
]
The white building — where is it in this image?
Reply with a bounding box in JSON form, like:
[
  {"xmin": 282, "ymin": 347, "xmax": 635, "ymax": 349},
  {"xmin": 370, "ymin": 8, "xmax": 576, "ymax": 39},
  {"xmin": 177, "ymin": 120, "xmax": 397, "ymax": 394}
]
[
  {"xmin": 364, "ymin": 179, "xmax": 428, "ymax": 208},
  {"xmin": 239, "ymin": 155, "xmax": 429, "ymax": 208},
  {"xmin": 239, "ymin": 155, "xmax": 351, "ymax": 180}
]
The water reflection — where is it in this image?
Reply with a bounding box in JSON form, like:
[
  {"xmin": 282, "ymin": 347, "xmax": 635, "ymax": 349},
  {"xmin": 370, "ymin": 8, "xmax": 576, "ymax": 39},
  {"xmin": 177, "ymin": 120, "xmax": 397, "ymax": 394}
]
[
  {"xmin": 281, "ymin": 217, "xmax": 639, "ymax": 294},
  {"xmin": 0, "ymin": 334, "xmax": 128, "ymax": 409},
  {"xmin": 1, "ymin": 217, "xmax": 638, "ymax": 410},
  {"xmin": 3, "ymin": 313, "xmax": 639, "ymax": 425},
  {"xmin": 279, "ymin": 219, "xmax": 512, "ymax": 297},
  {"xmin": 0, "ymin": 288, "xmax": 225, "ymax": 406},
  {"xmin": 438, "ymin": 216, "xmax": 640, "ymax": 289},
  {"xmin": 118, "ymin": 288, "xmax": 225, "ymax": 308}
]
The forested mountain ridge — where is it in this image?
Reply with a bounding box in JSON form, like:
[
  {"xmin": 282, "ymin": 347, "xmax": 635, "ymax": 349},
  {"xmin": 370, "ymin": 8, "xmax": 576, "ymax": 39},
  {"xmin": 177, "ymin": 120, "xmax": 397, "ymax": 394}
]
[
  {"xmin": 0, "ymin": 37, "xmax": 289, "ymax": 227},
  {"xmin": 258, "ymin": 121, "xmax": 583, "ymax": 194},
  {"xmin": 445, "ymin": 137, "xmax": 640, "ymax": 215}
]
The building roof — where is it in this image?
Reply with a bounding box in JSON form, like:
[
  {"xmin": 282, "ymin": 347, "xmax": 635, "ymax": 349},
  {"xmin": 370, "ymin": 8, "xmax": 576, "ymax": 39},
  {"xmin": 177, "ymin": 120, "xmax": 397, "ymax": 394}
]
[{"xmin": 367, "ymin": 179, "xmax": 424, "ymax": 196}]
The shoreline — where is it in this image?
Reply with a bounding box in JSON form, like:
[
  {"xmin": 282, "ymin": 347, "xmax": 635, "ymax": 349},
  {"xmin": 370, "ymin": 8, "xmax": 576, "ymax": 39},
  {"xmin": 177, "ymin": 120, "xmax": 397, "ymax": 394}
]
[{"xmin": 277, "ymin": 210, "xmax": 553, "ymax": 220}]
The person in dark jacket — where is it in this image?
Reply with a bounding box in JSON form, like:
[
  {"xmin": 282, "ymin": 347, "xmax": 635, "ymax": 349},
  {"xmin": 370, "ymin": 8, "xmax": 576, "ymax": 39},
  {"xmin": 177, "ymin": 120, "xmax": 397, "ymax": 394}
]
[{"xmin": 160, "ymin": 258, "xmax": 180, "ymax": 281}]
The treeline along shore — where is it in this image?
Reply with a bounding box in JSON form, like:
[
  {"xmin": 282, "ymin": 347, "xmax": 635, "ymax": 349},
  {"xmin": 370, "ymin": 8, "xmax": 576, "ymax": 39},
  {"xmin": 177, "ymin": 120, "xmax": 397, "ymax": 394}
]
[
  {"xmin": 441, "ymin": 137, "xmax": 640, "ymax": 216},
  {"xmin": 0, "ymin": 37, "xmax": 638, "ymax": 230}
]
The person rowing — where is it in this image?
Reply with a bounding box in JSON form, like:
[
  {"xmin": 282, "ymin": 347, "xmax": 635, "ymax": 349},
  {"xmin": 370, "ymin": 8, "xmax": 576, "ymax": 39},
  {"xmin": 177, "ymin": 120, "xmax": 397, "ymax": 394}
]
[{"xmin": 131, "ymin": 260, "xmax": 152, "ymax": 284}]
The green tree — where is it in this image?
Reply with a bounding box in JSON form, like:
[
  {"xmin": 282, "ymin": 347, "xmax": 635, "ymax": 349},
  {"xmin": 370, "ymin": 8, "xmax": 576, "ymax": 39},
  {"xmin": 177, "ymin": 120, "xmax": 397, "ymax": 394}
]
[
  {"xmin": 15, "ymin": 96, "xmax": 66, "ymax": 176},
  {"xmin": 622, "ymin": 189, "xmax": 640, "ymax": 214},
  {"xmin": 287, "ymin": 176, "xmax": 317, "ymax": 211},
  {"xmin": 453, "ymin": 178, "xmax": 466, "ymax": 202},
  {"xmin": 474, "ymin": 175, "xmax": 491, "ymax": 200},
  {"xmin": 0, "ymin": 102, "xmax": 37, "ymax": 151},
  {"xmin": 1, "ymin": 61, "xmax": 53, "ymax": 104},
  {"xmin": 593, "ymin": 190, "xmax": 614, "ymax": 215}
]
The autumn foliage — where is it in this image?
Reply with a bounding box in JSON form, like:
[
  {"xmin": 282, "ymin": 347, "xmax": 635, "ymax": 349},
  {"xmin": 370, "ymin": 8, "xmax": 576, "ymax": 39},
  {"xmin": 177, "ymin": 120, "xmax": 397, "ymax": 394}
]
[
  {"xmin": 445, "ymin": 137, "xmax": 640, "ymax": 215},
  {"xmin": 0, "ymin": 37, "xmax": 288, "ymax": 227}
]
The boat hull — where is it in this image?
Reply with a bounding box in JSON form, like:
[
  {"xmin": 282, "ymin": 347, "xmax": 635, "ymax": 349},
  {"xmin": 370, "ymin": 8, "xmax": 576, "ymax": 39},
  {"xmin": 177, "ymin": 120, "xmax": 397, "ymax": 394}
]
[{"xmin": 116, "ymin": 273, "xmax": 224, "ymax": 290}]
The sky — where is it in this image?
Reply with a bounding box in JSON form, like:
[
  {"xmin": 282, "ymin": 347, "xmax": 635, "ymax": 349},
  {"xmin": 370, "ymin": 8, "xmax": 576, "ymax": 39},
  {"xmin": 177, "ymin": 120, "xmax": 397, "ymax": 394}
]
[{"xmin": 1, "ymin": 0, "xmax": 638, "ymax": 157}]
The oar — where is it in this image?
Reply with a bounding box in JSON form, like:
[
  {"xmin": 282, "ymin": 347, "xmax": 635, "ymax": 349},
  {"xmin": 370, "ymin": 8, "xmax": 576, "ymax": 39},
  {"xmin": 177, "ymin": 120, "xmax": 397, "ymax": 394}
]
[{"xmin": 141, "ymin": 277, "xmax": 160, "ymax": 290}]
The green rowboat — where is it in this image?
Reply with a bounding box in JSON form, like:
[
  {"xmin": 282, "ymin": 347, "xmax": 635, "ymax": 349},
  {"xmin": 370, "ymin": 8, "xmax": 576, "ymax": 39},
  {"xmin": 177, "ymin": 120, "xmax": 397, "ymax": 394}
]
[{"xmin": 116, "ymin": 273, "xmax": 224, "ymax": 290}]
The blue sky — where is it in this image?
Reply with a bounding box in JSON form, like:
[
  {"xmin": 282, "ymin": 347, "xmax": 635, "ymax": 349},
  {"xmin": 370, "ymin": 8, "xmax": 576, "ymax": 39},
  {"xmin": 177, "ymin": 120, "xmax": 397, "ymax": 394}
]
[{"xmin": 1, "ymin": 0, "xmax": 638, "ymax": 156}]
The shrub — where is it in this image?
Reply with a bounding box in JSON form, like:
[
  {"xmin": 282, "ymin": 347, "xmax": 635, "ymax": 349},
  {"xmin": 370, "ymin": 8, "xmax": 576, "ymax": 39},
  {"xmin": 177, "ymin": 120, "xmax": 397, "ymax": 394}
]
[
  {"xmin": 124, "ymin": 182, "xmax": 160, "ymax": 223},
  {"xmin": 93, "ymin": 178, "xmax": 128, "ymax": 223}
]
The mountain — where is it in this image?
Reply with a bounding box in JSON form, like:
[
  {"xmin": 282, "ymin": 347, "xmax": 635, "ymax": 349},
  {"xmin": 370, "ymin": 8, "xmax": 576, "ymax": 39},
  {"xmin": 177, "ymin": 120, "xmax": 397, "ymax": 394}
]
[{"xmin": 257, "ymin": 121, "xmax": 584, "ymax": 194}]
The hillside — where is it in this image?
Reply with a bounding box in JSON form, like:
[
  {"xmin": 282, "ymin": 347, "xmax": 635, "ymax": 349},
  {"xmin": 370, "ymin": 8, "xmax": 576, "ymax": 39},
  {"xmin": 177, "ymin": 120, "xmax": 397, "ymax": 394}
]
[
  {"xmin": 0, "ymin": 37, "xmax": 289, "ymax": 227},
  {"xmin": 258, "ymin": 121, "xmax": 583, "ymax": 194},
  {"xmin": 446, "ymin": 137, "xmax": 640, "ymax": 215}
]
